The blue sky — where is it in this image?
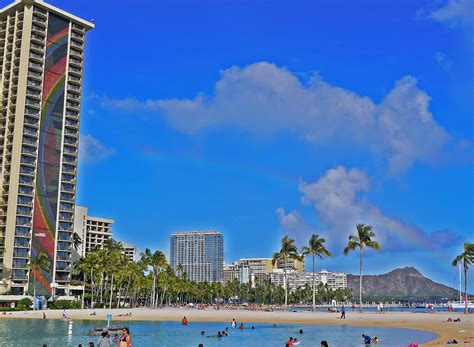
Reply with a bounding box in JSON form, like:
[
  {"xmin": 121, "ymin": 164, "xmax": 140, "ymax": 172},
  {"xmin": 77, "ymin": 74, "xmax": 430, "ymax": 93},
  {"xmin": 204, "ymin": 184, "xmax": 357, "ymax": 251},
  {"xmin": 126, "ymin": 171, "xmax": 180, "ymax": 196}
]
[{"xmin": 18, "ymin": 0, "xmax": 474, "ymax": 286}]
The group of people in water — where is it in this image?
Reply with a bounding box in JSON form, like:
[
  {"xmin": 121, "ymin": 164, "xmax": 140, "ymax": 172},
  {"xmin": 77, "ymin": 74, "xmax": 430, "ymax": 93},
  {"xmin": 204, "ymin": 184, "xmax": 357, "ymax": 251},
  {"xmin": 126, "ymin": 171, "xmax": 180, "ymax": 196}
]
[
  {"xmin": 183, "ymin": 316, "xmax": 381, "ymax": 346},
  {"xmin": 93, "ymin": 327, "xmax": 131, "ymax": 347}
]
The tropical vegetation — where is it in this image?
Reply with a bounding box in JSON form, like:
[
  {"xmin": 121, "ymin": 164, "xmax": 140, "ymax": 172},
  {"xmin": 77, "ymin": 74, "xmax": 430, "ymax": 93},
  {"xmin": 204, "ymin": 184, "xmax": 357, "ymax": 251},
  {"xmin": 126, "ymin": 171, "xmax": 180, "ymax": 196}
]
[
  {"xmin": 301, "ymin": 233, "xmax": 332, "ymax": 311},
  {"xmin": 343, "ymin": 223, "xmax": 380, "ymax": 312},
  {"xmin": 452, "ymin": 242, "xmax": 474, "ymax": 314},
  {"xmin": 73, "ymin": 237, "xmax": 351, "ymax": 308},
  {"xmin": 272, "ymin": 235, "xmax": 303, "ymax": 307},
  {"xmin": 29, "ymin": 252, "xmax": 51, "ymax": 304}
]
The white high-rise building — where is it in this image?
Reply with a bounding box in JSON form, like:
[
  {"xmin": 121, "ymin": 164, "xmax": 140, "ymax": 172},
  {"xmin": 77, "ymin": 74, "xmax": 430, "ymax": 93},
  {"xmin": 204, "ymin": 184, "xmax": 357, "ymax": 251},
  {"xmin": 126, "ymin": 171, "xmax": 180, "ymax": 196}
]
[
  {"xmin": 0, "ymin": 0, "xmax": 93, "ymax": 296},
  {"xmin": 73, "ymin": 206, "xmax": 113, "ymax": 258},
  {"xmin": 170, "ymin": 230, "xmax": 223, "ymax": 283}
]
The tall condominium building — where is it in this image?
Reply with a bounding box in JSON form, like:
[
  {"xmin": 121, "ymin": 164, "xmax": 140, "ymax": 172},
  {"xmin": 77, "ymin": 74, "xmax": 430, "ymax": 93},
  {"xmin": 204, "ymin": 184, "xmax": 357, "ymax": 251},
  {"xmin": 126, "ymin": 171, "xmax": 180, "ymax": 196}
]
[
  {"xmin": 0, "ymin": 0, "xmax": 93, "ymax": 295},
  {"xmin": 73, "ymin": 206, "xmax": 113, "ymax": 258},
  {"xmin": 170, "ymin": 230, "xmax": 223, "ymax": 283}
]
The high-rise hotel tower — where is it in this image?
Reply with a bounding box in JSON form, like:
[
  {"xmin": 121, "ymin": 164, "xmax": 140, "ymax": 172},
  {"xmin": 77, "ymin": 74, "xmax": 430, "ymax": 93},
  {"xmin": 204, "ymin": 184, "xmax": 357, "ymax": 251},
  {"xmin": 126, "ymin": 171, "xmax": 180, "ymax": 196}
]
[
  {"xmin": 0, "ymin": 0, "xmax": 93, "ymax": 296},
  {"xmin": 170, "ymin": 230, "xmax": 224, "ymax": 283}
]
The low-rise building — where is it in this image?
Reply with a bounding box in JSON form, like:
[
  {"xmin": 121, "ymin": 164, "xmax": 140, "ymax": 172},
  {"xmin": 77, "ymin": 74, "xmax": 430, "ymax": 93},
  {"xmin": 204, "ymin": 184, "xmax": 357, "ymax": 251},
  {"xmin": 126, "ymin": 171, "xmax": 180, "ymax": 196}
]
[
  {"xmin": 270, "ymin": 269, "xmax": 347, "ymax": 292},
  {"xmin": 223, "ymin": 263, "xmax": 239, "ymax": 283}
]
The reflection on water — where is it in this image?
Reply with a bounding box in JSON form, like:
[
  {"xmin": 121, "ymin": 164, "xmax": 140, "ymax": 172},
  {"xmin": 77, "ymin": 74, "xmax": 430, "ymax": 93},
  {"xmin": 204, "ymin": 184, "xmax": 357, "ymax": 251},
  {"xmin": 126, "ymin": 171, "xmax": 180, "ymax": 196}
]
[{"xmin": 0, "ymin": 318, "xmax": 436, "ymax": 347}]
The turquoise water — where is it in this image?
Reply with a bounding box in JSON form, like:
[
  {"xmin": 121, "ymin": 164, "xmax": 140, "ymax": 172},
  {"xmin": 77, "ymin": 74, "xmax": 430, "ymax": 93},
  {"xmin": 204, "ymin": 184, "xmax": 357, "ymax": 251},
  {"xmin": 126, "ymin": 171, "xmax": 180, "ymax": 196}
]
[{"xmin": 0, "ymin": 319, "xmax": 436, "ymax": 347}]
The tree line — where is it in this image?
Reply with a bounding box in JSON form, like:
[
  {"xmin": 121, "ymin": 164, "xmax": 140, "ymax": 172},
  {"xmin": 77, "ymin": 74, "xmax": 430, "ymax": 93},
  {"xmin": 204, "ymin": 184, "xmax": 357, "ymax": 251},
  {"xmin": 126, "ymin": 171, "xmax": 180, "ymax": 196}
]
[{"xmin": 25, "ymin": 224, "xmax": 473, "ymax": 313}]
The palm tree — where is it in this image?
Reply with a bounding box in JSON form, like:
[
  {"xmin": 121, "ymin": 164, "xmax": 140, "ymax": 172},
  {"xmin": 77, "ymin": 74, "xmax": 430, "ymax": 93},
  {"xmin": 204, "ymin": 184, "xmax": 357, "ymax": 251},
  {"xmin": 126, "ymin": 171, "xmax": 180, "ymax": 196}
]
[
  {"xmin": 29, "ymin": 252, "xmax": 51, "ymax": 306},
  {"xmin": 272, "ymin": 235, "xmax": 302, "ymax": 307},
  {"xmin": 301, "ymin": 233, "xmax": 332, "ymax": 311},
  {"xmin": 452, "ymin": 242, "xmax": 474, "ymax": 314},
  {"xmin": 72, "ymin": 232, "xmax": 83, "ymax": 251},
  {"xmin": 140, "ymin": 248, "xmax": 167, "ymax": 307},
  {"xmin": 343, "ymin": 224, "xmax": 380, "ymax": 312}
]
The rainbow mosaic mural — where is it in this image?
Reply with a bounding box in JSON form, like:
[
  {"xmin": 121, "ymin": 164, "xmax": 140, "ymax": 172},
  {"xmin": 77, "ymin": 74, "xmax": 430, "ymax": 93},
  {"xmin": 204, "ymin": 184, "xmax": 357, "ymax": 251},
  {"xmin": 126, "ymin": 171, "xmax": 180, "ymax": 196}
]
[{"xmin": 30, "ymin": 14, "xmax": 69, "ymax": 295}]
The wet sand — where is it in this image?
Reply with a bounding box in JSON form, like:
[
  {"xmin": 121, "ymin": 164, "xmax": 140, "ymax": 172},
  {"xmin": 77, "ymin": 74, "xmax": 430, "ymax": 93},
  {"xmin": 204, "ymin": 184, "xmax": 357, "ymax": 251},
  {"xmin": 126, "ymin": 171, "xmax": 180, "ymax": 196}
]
[{"xmin": 2, "ymin": 308, "xmax": 473, "ymax": 346}]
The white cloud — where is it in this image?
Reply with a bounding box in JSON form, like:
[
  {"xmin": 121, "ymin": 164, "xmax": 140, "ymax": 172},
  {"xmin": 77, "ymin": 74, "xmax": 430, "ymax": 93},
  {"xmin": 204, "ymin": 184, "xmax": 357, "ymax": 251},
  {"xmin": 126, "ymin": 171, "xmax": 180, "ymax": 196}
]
[
  {"xmin": 298, "ymin": 166, "xmax": 463, "ymax": 252},
  {"xmin": 101, "ymin": 62, "xmax": 452, "ymax": 175},
  {"xmin": 435, "ymin": 51, "xmax": 452, "ymax": 71},
  {"xmin": 79, "ymin": 134, "xmax": 115, "ymax": 163},
  {"xmin": 275, "ymin": 208, "xmax": 315, "ymax": 245},
  {"xmin": 420, "ymin": 0, "xmax": 474, "ymax": 27}
]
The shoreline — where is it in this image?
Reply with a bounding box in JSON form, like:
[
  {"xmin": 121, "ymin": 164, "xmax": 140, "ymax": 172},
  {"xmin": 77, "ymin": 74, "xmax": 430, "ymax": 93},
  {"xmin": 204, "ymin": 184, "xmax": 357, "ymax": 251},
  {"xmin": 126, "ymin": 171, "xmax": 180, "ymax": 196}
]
[{"xmin": 2, "ymin": 308, "xmax": 473, "ymax": 345}]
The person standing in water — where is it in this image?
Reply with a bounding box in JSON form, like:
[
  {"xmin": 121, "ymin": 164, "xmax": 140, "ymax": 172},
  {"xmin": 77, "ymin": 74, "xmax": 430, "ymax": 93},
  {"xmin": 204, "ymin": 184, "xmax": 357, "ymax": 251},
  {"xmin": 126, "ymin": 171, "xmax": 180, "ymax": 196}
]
[
  {"xmin": 182, "ymin": 316, "xmax": 188, "ymax": 325},
  {"xmin": 114, "ymin": 328, "xmax": 131, "ymax": 347},
  {"xmin": 97, "ymin": 328, "xmax": 112, "ymax": 347},
  {"xmin": 231, "ymin": 318, "xmax": 237, "ymax": 328}
]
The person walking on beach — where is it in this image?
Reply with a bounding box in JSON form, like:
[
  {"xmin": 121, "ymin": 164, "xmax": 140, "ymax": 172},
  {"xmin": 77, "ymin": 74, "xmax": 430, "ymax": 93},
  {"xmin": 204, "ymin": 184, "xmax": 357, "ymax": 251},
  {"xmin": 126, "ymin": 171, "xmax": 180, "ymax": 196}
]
[
  {"xmin": 114, "ymin": 328, "xmax": 131, "ymax": 347},
  {"xmin": 97, "ymin": 328, "xmax": 112, "ymax": 347},
  {"xmin": 340, "ymin": 304, "xmax": 346, "ymax": 319}
]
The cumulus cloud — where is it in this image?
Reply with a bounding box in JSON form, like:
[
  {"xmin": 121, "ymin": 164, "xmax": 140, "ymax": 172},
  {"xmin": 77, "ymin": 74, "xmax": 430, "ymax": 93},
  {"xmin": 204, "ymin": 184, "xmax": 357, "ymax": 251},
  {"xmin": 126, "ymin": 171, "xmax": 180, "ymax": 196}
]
[
  {"xmin": 419, "ymin": 0, "xmax": 474, "ymax": 27},
  {"xmin": 275, "ymin": 208, "xmax": 316, "ymax": 245},
  {"xmin": 298, "ymin": 166, "xmax": 463, "ymax": 252},
  {"xmin": 79, "ymin": 134, "xmax": 115, "ymax": 163},
  {"xmin": 101, "ymin": 62, "xmax": 452, "ymax": 175},
  {"xmin": 435, "ymin": 51, "xmax": 452, "ymax": 71}
]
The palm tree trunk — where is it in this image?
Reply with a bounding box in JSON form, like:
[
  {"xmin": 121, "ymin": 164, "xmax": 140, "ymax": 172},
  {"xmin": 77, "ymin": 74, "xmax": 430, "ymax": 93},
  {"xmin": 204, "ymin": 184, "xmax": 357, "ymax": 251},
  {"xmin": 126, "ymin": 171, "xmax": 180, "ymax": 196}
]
[
  {"xmin": 359, "ymin": 248, "xmax": 363, "ymax": 313},
  {"xmin": 284, "ymin": 260, "xmax": 288, "ymax": 307},
  {"xmin": 100, "ymin": 272, "xmax": 104, "ymax": 303},
  {"xmin": 33, "ymin": 271, "xmax": 36, "ymax": 310},
  {"xmin": 81, "ymin": 272, "xmax": 86, "ymax": 309},
  {"xmin": 464, "ymin": 262, "xmax": 468, "ymax": 314},
  {"xmin": 91, "ymin": 268, "xmax": 94, "ymax": 309},
  {"xmin": 109, "ymin": 274, "xmax": 114, "ymax": 309},
  {"xmin": 151, "ymin": 272, "xmax": 156, "ymax": 307},
  {"xmin": 312, "ymin": 254, "xmax": 315, "ymax": 311}
]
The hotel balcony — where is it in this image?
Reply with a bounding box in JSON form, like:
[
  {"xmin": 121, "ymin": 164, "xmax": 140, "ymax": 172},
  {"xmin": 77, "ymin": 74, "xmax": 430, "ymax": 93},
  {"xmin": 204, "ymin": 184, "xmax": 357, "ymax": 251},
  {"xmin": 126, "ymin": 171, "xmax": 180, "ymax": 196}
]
[
  {"xmin": 71, "ymin": 23, "xmax": 85, "ymax": 33},
  {"xmin": 69, "ymin": 57, "xmax": 82, "ymax": 68},
  {"xmin": 31, "ymin": 24, "xmax": 45, "ymax": 34},
  {"xmin": 30, "ymin": 42, "xmax": 44, "ymax": 54},
  {"xmin": 30, "ymin": 34, "xmax": 45, "ymax": 45}
]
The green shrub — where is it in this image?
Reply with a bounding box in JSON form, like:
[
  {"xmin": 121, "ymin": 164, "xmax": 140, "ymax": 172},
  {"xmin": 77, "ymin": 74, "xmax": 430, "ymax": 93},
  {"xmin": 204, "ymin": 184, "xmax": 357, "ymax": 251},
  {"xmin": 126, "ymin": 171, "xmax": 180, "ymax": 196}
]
[
  {"xmin": 17, "ymin": 298, "xmax": 33, "ymax": 310},
  {"xmin": 49, "ymin": 300, "xmax": 81, "ymax": 310}
]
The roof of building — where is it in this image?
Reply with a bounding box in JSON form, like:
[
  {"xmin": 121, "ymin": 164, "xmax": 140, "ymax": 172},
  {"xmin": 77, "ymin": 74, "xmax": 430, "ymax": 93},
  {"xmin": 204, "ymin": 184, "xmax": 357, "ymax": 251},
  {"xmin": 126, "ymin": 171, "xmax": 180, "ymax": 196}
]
[
  {"xmin": 171, "ymin": 230, "xmax": 221, "ymax": 236},
  {"xmin": 1, "ymin": 0, "xmax": 95, "ymax": 30}
]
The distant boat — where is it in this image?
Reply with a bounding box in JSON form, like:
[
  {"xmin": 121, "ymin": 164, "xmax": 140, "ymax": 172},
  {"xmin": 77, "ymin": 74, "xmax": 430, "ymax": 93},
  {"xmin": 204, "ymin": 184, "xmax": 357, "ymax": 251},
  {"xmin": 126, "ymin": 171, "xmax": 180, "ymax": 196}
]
[
  {"xmin": 448, "ymin": 301, "xmax": 474, "ymax": 310},
  {"xmin": 447, "ymin": 263, "xmax": 473, "ymax": 310}
]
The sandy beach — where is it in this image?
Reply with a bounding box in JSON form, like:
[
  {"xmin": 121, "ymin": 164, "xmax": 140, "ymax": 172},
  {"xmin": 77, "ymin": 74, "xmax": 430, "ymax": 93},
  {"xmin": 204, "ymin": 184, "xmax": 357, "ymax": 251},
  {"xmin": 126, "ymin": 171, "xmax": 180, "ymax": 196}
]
[{"xmin": 2, "ymin": 308, "xmax": 473, "ymax": 346}]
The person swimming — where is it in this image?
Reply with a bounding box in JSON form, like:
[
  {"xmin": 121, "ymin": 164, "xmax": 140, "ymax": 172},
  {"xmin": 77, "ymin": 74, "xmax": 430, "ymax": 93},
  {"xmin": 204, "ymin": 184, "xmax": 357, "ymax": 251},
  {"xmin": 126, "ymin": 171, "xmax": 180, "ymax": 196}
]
[
  {"xmin": 320, "ymin": 341, "xmax": 329, "ymax": 347},
  {"xmin": 299, "ymin": 329, "xmax": 303, "ymax": 334},
  {"xmin": 239, "ymin": 323, "xmax": 244, "ymax": 330},
  {"xmin": 362, "ymin": 334, "xmax": 372, "ymax": 344},
  {"xmin": 200, "ymin": 331, "xmax": 205, "ymax": 336},
  {"xmin": 373, "ymin": 336, "xmax": 379, "ymax": 343}
]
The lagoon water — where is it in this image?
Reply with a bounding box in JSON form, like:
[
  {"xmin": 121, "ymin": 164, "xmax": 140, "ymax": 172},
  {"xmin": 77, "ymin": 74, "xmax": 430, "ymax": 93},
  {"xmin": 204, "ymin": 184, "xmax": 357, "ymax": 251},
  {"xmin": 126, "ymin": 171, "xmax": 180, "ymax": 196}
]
[{"xmin": 0, "ymin": 318, "xmax": 436, "ymax": 347}]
